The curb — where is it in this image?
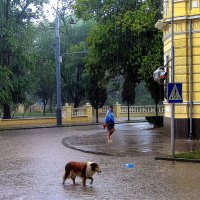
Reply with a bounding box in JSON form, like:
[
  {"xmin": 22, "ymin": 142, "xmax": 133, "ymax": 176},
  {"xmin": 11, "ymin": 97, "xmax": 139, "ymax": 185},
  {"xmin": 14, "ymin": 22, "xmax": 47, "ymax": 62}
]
[
  {"xmin": 62, "ymin": 138, "xmax": 112, "ymax": 156},
  {"xmin": 155, "ymin": 156, "xmax": 200, "ymax": 163},
  {"xmin": 0, "ymin": 120, "xmax": 147, "ymax": 131}
]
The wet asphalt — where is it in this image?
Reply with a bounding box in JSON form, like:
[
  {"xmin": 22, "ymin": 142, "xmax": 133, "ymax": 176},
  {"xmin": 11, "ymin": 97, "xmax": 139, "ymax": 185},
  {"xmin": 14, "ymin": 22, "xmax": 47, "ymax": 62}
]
[{"xmin": 1, "ymin": 122, "xmax": 200, "ymax": 200}]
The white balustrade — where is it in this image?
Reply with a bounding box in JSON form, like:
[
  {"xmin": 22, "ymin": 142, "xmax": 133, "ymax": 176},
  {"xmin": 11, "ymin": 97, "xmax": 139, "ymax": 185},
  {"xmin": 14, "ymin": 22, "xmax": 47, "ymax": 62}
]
[
  {"xmin": 119, "ymin": 105, "xmax": 164, "ymax": 114},
  {"xmin": 100, "ymin": 106, "xmax": 109, "ymax": 113},
  {"xmin": 72, "ymin": 108, "xmax": 86, "ymax": 116},
  {"xmin": 98, "ymin": 105, "xmax": 164, "ymax": 117}
]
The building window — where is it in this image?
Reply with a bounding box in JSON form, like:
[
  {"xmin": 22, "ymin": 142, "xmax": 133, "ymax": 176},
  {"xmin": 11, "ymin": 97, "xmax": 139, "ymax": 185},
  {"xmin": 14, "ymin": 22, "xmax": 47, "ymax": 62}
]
[
  {"xmin": 163, "ymin": 0, "xmax": 168, "ymax": 16},
  {"xmin": 192, "ymin": 1, "xmax": 198, "ymax": 8}
]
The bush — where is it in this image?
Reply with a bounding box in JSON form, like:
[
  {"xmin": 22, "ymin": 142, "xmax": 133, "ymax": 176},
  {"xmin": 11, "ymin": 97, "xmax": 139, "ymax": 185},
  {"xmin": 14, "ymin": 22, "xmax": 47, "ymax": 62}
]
[{"xmin": 145, "ymin": 116, "xmax": 163, "ymax": 128}]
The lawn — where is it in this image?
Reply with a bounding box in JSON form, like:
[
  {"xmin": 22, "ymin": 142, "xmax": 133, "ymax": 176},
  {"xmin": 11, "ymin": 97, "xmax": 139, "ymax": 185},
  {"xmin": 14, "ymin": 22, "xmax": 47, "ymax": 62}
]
[
  {"xmin": 0, "ymin": 111, "xmax": 56, "ymax": 119},
  {"xmin": 175, "ymin": 151, "xmax": 200, "ymax": 160}
]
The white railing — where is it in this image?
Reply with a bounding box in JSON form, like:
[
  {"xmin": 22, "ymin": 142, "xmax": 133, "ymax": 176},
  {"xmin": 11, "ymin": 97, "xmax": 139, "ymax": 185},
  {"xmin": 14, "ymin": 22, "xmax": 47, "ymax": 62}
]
[
  {"xmin": 99, "ymin": 105, "xmax": 164, "ymax": 115},
  {"xmin": 72, "ymin": 108, "xmax": 86, "ymax": 116},
  {"xmin": 100, "ymin": 106, "xmax": 109, "ymax": 113},
  {"xmin": 120, "ymin": 105, "xmax": 164, "ymax": 114},
  {"xmin": 71, "ymin": 104, "xmax": 164, "ymax": 117}
]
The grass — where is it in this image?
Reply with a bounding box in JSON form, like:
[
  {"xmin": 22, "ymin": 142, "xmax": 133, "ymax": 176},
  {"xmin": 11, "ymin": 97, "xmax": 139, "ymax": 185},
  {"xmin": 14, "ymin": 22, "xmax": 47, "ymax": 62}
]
[
  {"xmin": 0, "ymin": 111, "xmax": 56, "ymax": 119},
  {"xmin": 13, "ymin": 112, "xmax": 56, "ymax": 118},
  {"xmin": 175, "ymin": 151, "xmax": 200, "ymax": 160}
]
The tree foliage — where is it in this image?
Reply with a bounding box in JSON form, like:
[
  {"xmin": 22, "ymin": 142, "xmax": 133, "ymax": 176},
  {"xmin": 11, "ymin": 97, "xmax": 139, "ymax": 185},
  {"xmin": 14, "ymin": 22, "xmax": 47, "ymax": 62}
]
[
  {"xmin": 74, "ymin": 0, "xmax": 164, "ymax": 108},
  {"xmin": 32, "ymin": 22, "xmax": 56, "ymax": 115},
  {"xmin": 60, "ymin": 19, "xmax": 95, "ymax": 107},
  {"xmin": 84, "ymin": 64, "xmax": 107, "ymax": 122},
  {"xmin": 0, "ymin": 0, "xmax": 48, "ymax": 118},
  {"xmin": 0, "ymin": 0, "xmax": 164, "ymax": 120},
  {"xmin": 62, "ymin": 42, "xmax": 86, "ymax": 108},
  {"xmin": 0, "ymin": 65, "xmax": 13, "ymax": 105}
]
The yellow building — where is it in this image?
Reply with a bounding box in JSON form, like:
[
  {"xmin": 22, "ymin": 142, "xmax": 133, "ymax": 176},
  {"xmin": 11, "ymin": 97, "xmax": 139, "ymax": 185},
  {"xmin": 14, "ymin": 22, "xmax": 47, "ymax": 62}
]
[{"xmin": 155, "ymin": 0, "xmax": 200, "ymax": 138}]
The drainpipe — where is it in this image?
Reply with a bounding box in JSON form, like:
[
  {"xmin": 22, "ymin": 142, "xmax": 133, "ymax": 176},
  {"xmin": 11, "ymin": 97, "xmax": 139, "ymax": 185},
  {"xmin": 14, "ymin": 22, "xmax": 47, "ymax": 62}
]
[
  {"xmin": 189, "ymin": 0, "xmax": 192, "ymax": 10},
  {"xmin": 171, "ymin": 0, "xmax": 175, "ymax": 157},
  {"xmin": 188, "ymin": 19, "xmax": 193, "ymax": 139}
]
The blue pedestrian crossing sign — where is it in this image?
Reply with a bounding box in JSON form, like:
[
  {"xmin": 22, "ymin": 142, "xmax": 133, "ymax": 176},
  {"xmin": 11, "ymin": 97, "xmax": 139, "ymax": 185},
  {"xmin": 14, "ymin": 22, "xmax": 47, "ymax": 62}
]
[{"xmin": 167, "ymin": 83, "xmax": 182, "ymax": 103}]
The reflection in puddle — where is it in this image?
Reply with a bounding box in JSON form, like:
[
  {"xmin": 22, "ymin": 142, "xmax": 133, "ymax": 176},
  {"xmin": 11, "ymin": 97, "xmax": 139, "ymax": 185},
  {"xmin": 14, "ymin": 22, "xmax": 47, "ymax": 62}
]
[{"xmin": 62, "ymin": 183, "xmax": 96, "ymax": 199}]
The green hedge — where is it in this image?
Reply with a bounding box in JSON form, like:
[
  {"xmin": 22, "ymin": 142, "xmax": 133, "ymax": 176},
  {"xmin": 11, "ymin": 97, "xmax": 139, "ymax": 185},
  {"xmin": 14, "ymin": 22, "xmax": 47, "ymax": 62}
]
[{"xmin": 145, "ymin": 116, "xmax": 163, "ymax": 128}]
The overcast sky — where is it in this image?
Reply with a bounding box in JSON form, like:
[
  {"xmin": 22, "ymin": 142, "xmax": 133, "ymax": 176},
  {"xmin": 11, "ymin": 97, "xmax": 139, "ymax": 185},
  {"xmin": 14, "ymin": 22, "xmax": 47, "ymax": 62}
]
[{"xmin": 43, "ymin": 0, "xmax": 57, "ymax": 21}]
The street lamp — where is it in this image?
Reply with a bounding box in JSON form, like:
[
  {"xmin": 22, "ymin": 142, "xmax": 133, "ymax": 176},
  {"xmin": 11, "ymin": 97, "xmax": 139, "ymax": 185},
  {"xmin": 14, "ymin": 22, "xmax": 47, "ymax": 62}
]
[
  {"xmin": 55, "ymin": 14, "xmax": 76, "ymax": 126},
  {"xmin": 55, "ymin": 14, "xmax": 62, "ymax": 126}
]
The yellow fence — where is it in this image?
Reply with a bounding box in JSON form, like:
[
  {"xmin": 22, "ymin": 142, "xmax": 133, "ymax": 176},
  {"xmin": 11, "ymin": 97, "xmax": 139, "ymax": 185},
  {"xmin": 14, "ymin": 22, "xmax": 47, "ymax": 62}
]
[
  {"xmin": 0, "ymin": 117, "xmax": 56, "ymax": 128},
  {"xmin": 0, "ymin": 103, "xmax": 164, "ymax": 129}
]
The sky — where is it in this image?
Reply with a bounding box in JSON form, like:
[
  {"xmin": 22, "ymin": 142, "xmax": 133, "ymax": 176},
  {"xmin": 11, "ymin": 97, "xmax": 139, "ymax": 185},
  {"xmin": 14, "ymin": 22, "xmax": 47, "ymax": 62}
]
[
  {"xmin": 32, "ymin": 0, "xmax": 73, "ymax": 23},
  {"xmin": 31, "ymin": 0, "xmax": 58, "ymax": 23},
  {"xmin": 43, "ymin": 0, "xmax": 57, "ymax": 21}
]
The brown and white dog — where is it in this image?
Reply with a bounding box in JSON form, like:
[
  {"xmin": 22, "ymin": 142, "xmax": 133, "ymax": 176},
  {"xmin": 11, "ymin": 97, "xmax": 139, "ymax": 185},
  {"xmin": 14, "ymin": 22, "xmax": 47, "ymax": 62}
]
[{"xmin": 62, "ymin": 161, "xmax": 101, "ymax": 186}]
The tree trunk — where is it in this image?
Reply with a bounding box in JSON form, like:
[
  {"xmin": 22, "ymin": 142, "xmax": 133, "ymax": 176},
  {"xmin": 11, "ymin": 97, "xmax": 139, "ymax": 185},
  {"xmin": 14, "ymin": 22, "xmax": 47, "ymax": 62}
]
[
  {"xmin": 155, "ymin": 103, "xmax": 158, "ymax": 116},
  {"xmin": 23, "ymin": 110, "xmax": 26, "ymax": 118},
  {"xmin": 49, "ymin": 98, "xmax": 53, "ymax": 114},
  {"xmin": 96, "ymin": 108, "xmax": 99, "ymax": 123},
  {"xmin": 43, "ymin": 104, "xmax": 46, "ymax": 115},
  {"xmin": 2, "ymin": 3, "xmax": 11, "ymax": 120},
  {"xmin": 128, "ymin": 101, "xmax": 130, "ymax": 121},
  {"xmin": 74, "ymin": 96, "xmax": 80, "ymax": 108},
  {"xmin": 3, "ymin": 103, "xmax": 11, "ymax": 119}
]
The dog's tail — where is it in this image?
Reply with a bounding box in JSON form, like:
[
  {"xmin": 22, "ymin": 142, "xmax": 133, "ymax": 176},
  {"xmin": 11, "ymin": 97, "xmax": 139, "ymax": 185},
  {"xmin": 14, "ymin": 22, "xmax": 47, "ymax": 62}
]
[{"xmin": 62, "ymin": 164, "xmax": 70, "ymax": 184}]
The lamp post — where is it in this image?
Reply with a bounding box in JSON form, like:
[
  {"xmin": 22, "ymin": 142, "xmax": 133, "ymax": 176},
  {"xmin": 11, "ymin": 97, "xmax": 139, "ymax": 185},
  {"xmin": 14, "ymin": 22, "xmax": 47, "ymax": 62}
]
[
  {"xmin": 55, "ymin": 14, "xmax": 62, "ymax": 126},
  {"xmin": 55, "ymin": 13, "xmax": 76, "ymax": 126}
]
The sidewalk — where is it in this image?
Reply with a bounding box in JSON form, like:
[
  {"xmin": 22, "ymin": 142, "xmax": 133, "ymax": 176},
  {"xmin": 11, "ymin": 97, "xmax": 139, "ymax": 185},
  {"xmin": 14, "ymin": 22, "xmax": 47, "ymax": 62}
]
[
  {"xmin": 1, "ymin": 119, "xmax": 200, "ymax": 162},
  {"xmin": 62, "ymin": 122, "xmax": 200, "ymax": 160},
  {"xmin": 0, "ymin": 117, "xmax": 146, "ymax": 131}
]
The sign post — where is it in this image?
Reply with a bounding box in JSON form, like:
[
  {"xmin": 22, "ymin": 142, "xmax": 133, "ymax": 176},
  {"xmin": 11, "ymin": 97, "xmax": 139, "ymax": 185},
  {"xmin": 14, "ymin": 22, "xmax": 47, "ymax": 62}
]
[
  {"xmin": 167, "ymin": 83, "xmax": 183, "ymax": 103},
  {"xmin": 167, "ymin": 83, "xmax": 182, "ymax": 158}
]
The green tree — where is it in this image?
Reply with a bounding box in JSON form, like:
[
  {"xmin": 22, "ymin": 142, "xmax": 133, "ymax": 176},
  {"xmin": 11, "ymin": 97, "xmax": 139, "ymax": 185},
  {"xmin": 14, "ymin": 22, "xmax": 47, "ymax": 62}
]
[
  {"xmin": 32, "ymin": 22, "xmax": 56, "ymax": 115},
  {"xmin": 136, "ymin": 1, "xmax": 164, "ymax": 114},
  {"xmin": 23, "ymin": 98, "xmax": 35, "ymax": 117},
  {"xmin": 34, "ymin": 61, "xmax": 55, "ymax": 115},
  {"xmin": 0, "ymin": 0, "xmax": 48, "ymax": 118},
  {"xmin": 0, "ymin": 65, "xmax": 13, "ymax": 107},
  {"xmin": 74, "ymin": 0, "xmax": 145, "ymax": 109},
  {"xmin": 61, "ymin": 42, "xmax": 87, "ymax": 108},
  {"xmin": 122, "ymin": 67, "xmax": 138, "ymax": 120},
  {"xmin": 61, "ymin": 20, "xmax": 95, "ymax": 107},
  {"xmin": 134, "ymin": 82, "xmax": 154, "ymax": 105},
  {"xmin": 74, "ymin": 0, "xmax": 164, "ymax": 110},
  {"xmin": 84, "ymin": 65, "xmax": 107, "ymax": 123}
]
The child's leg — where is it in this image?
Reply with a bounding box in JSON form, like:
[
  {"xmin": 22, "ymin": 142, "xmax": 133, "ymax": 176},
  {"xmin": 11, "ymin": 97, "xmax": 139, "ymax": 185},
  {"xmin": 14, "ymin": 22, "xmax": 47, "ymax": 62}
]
[
  {"xmin": 108, "ymin": 128, "xmax": 115, "ymax": 140},
  {"xmin": 102, "ymin": 124, "xmax": 106, "ymax": 129}
]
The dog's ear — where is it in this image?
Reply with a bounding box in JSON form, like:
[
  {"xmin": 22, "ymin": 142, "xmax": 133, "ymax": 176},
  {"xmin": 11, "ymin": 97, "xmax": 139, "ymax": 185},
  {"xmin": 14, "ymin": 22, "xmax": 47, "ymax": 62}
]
[{"xmin": 90, "ymin": 163, "xmax": 98, "ymax": 171}]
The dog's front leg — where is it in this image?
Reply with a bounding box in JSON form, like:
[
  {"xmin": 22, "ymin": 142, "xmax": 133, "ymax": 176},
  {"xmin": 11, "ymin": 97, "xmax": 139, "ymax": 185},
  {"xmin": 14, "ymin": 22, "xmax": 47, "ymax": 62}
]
[
  {"xmin": 82, "ymin": 177, "xmax": 86, "ymax": 186},
  {"xmin": 71, "ymin": 177, "xmax": 76, "ymax": 185},
  {"xmin": 88, "ymin": 177, "xmax": 93, "ymax": 185}
]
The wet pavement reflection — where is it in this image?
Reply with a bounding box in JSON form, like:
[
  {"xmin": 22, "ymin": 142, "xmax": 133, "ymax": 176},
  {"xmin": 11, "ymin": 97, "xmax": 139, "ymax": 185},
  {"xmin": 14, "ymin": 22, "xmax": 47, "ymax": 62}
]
[{"xmin": 1, "ymin": 122, "xmax": 200, "ymax": 200}]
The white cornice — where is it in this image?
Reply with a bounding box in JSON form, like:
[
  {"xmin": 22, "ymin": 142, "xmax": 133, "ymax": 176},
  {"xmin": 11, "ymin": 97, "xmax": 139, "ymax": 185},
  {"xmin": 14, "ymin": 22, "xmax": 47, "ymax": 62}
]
[
  {"xmin": 155, "ymin": 20, "xmax": 169, "ymax": 30},
  {"xmin": 163, "ymin": 102, "xmax": 200, "ymax": 105},
  {"xmin": 165, "ymin": 15, "xmax": 200, "ymax": 22},
  {"xmin": 174, "ymin": 0, "xmax": 187, "ymax": 2},
  {"xmin": 156, "ymin": 15, "xmax": 200, "ymax": 32}
]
